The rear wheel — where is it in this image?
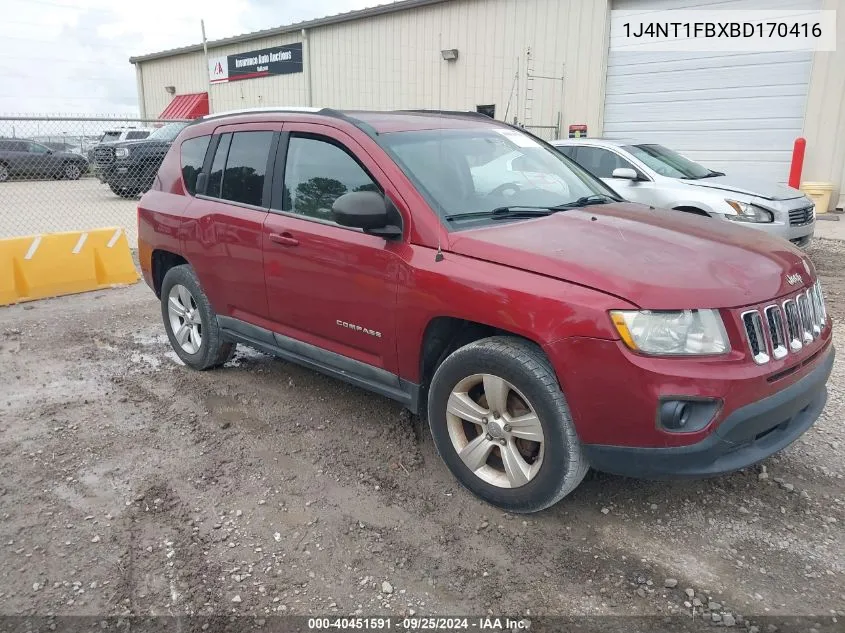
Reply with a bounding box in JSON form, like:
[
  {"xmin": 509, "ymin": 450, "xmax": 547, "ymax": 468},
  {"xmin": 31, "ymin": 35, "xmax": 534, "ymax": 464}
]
[
  {"xmin": 427, "ymin": 336, "xmax": 588, "ymax": 513},
  {"xmin": 161, "ymin": 265, "xmax": 235, "ymax": 370},
  {"xmin": 0, "ymin": 163, "xmax": 8, "ymax": 182}
]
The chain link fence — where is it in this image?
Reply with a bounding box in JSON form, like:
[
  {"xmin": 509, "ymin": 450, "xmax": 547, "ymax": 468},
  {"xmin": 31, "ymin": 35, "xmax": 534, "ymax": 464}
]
[{"xmin": 0, "ymin": 117, "xmax": 192, "ymax": 247}]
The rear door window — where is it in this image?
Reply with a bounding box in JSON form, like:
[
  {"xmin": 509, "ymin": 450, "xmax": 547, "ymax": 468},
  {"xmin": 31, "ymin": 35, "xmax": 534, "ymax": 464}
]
[
  {"xmin": 220, "ymin": 131, "xmax": 275, "ymax": 207},
  {"xmin": 180, "ymin": 135, "xmax": 211, "ymax": 196},
  {"xmin": 574, "ymin": 147, "xmax": 634, "ymax": 178},
  {"xmin": 555, "ymin": 145, "xmax": 576, "ymax": 159}
]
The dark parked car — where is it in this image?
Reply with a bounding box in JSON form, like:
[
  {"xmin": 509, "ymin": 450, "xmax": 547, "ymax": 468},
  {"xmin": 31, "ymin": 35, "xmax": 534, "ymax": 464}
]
[
  {"xmin": 0, "ymin": 138, "xmax": 89, "ymax": 182},
  {"xmin": 139, "ymin": 108, "xmax": 833, "ymax": 513},
  {"xmin": 94, "ymin": 122, "xmax": 189, "ymax": 198}
]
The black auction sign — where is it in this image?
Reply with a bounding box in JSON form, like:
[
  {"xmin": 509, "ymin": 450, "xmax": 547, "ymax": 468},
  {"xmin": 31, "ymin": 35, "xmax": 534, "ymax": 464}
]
[{"xmin": 209, "ymin": 43, "xmax": 303, "ymax": 83}]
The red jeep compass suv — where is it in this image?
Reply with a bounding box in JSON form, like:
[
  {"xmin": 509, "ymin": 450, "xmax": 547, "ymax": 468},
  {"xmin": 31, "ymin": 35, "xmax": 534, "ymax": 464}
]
[{"xmin": 138, "ymin": 108, "xmax": 834, "ymax": 513}]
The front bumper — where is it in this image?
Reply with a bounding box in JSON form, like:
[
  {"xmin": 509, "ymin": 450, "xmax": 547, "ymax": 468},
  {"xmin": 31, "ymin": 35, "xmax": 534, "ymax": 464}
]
[
  {"xmin": 582, "ymin": 346, "xmax": 834, "ymax": 479},
  {"xmin": 99, "ymin": 165, "xmax": 148, "ymax": 190},
  {"xmin": 723, "ymin": 216, "xmax": 815, "ymax": 246}
]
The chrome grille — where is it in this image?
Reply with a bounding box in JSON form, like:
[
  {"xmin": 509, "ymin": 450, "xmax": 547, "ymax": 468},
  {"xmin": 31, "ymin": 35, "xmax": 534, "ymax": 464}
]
[
  {"xmin": 812, "ymin": 283, "xmax": 827, "ymax": 327},
  {"xmin": 741, "ymin": 282, "xmax": 827, "ymax": 364},
  {"xmin": 741, "ymin": 311, "xmax": 769, "ymax": 365},
  {"xmin": 93, "ymin": 146, "xmax": 115, "ymax": 167},
  {"xmin": 788, "ymin": 206, "xmax": 815, "ymax": 226},
  {"xmin": 783, "ymin": 299, "xmax": 802, "ymax": 351},
  {"xmin": 764, "ymin": 305, "xmax": 788, "ymax": 360},
  {"xmin": 796, "ymin": 293, "xmax": 814, "ymax": 343}
]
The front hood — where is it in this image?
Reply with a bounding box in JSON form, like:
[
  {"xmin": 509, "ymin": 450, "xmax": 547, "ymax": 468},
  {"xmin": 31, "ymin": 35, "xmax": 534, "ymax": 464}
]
[
  {"xmin": 448, "ymin": 203, "xmax": 813, "ymax": 309},
  {"xmin": 682, "ymin": 175, "xmax": 803, "ymax": 201}
]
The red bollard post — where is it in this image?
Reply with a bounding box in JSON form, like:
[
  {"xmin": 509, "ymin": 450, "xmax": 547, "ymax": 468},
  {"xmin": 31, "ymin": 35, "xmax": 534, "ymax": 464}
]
[{"xmin": 788, "ymin": 137, "xmax": 806, "ymax": 189}]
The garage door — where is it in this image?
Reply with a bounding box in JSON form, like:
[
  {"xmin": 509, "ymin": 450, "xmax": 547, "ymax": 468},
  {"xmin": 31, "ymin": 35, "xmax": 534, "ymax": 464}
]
[{"xmin": 603, "ymin": 0, "xmax": 820, "ymax": 183}]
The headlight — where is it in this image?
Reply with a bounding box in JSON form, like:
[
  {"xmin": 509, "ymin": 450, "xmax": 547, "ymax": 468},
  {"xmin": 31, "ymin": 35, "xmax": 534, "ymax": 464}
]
[
  {"xmin": 725, "ymin": 199, "xmax": 773, "ymax": 223},
  {"xmin": 610, "ymin": 309, "xmax": 730, "ymax": 356},
  {"xmin": 114, "ymin": 147, "xmax": 130, "ymax": 159}
]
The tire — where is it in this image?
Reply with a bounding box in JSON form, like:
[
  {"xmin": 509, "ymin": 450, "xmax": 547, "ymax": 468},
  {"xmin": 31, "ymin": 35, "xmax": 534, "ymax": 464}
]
[
  {"xmin": 0, "ymin": 163, "xmax": 8, "ymax": 182},
  {"xmin": 427, "ymin": 336, "xmax": 588, "ymax": 513},
  {"xmin": 160, "ymin": 265, "xmax": 235, "ymax": 370},
  {"xmin": 63, "ymin": 162, "xmax": 82, "ymax": 180}
]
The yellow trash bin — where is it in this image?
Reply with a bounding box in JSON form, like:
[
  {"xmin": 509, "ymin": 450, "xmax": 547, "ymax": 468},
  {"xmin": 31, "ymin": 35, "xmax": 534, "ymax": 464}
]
[{"xmin": 800, "ymin": 181, "xmax": 835, "ymax": 214}]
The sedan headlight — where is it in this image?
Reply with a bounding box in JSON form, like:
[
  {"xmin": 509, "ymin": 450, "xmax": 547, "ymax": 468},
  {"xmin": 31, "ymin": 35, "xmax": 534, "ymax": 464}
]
[
  {"xmin": 114, "ymin": 147, "xmax": 130, "ymax": 159},
  {"xmin": 725, "ymin": 199, "xmax": 773, "ymax": 223},
  {"xmin": 610, "ymin": 309, "xmax": 730, "ymax": 356}
]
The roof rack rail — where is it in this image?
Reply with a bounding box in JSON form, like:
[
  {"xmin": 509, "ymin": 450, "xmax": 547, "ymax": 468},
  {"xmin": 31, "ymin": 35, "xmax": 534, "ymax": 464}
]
[
  {"xmin": 398, "ymin": 109, "xmax": 491, "ymax": 119},
  {"xmin": 201, "ymin": 106, "xmax": 342, "ymax": 120},
  {"xmin": 198, "ymin": 106, "xmax": 381, "ymax": 138}
]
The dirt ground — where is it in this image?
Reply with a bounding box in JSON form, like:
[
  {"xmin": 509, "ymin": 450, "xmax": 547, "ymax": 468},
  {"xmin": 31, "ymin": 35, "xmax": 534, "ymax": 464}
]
[{"xmin": 1, "ymin": 239, "xmax": 843, "ymax": 632}]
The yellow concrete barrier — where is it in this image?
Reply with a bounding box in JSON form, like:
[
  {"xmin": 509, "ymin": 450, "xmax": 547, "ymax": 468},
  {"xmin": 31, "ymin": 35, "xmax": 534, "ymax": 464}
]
[{"xmin": 0, "ymin": 227, "xmax": 138, "ymax": 306}]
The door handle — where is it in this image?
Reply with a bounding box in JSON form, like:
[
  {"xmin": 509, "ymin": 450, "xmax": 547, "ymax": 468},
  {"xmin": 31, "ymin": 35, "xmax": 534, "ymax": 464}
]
[{"xmin": 269, "ymin": 232, "xmax": 299, "ymax": 247}]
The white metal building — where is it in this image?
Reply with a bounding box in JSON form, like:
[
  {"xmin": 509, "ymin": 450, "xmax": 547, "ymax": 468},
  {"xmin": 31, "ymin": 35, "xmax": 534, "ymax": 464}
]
[{"xmin": 130, "ymin": 0, "xmax": 845, "ymax": 209}]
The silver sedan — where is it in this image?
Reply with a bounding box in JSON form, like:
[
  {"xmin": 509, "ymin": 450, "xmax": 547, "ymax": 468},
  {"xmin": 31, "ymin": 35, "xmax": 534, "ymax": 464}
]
[{"xmin": 552, "ymin": 138, "xmax": 815, "ymax": 247}]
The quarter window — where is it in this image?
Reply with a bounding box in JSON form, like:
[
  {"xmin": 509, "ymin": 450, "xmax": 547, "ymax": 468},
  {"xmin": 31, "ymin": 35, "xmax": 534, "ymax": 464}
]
[
  {"xmin": 574, "ymin": 147, "xmax": 634, "ymax": 179},
  {"xmin": 180, "ymin": 135, "xmax": 211, "ymax": 196},
  {"xmin": 281, "ymin": 136, "xmax": 379, "ymax": 221}
]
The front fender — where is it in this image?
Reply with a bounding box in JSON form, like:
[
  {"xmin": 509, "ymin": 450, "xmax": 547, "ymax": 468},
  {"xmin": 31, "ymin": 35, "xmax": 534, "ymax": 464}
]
[{"xmin": 394, "ymin": 246, "xmax": 634, "ymax": 382}]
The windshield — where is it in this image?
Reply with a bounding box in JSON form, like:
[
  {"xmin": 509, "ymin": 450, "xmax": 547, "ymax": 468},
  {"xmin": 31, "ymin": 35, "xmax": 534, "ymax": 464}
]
[
  {"xmin": 148, "ymin": 122, "xmax": 190, "ymax": 142},
  {"xmin": 100, "ymin": 132, "xmax": 121, "ymax": 142},
  {"xmin": 623, "ymin": 144, "xmax": 713, "ymax": 179},
  {"xmin": 381, "ymin": 127, "xmax": 618, "ymax": 225}
]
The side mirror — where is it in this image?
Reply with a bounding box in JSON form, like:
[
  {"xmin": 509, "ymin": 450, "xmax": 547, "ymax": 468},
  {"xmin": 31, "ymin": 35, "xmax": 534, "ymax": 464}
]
[
  {"xmin": 332, "ymin": 191, "xmax": 402, "ymax": 238},
  {"xmin": 611, "ymin": 167, "xmax": 639, "ymax": 180}
]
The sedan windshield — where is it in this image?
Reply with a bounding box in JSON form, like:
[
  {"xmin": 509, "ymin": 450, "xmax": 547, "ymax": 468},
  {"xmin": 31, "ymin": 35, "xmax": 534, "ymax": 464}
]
[
  {"xmin": 381, "ymin": 127, "xmax": 619, "ymax": 225},
  {"xmin": 148, "ymin": 122, "xmax": 191, "ymax": 141},
  {"xmin": 623, "ymin": 144, "xmax": 716, "ymax": 180}
]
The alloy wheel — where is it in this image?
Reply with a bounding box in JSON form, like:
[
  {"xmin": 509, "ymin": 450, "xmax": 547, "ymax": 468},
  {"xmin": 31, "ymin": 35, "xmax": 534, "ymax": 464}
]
[
  {"xmin": 167, "ymin": 284, "xmax": 203, "ymax": 354},
  {"xmin": 64, "ymin": 163, "xmax": 81, "ymax": 179},
  {"xmin": 446, "ymin": 373, "xmax": 545, "ymax": 488},
  {"xmin": 0, "ymin": 164, "xmax": 8, "ymax": 182}
]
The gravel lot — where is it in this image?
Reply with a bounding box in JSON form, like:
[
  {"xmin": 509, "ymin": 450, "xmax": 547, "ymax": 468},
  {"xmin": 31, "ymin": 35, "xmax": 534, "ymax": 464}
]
[
  {"xmin": 0, "ymin": 239, "xmax": 843, "ymax": 631},
  {"xmin": 0, "ymin": 178, "xmax": 138, "ymax": 246}
]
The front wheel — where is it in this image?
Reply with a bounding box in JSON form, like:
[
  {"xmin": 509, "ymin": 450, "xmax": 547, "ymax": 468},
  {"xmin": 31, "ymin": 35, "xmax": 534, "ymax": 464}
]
[
  {"xmin": 427, "ymin": 336, "xmax": 588, "ymax": 513},
  {"xmin": 160, "ymin": 265, "xmax": 235, "ymax": 370},
  {"xmin": 0, "ymin": 163, "xmax": 8, "ymax": 182},
  {"xmin": 63, "ymin": 162, "xmax": 82, "ymax": 180}
]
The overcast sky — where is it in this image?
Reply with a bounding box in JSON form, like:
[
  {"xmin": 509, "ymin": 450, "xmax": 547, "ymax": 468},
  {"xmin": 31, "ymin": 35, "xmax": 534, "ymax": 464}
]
[{"xmin": 0, "ymin": 0, "xmax": 384, "ymax": 116}]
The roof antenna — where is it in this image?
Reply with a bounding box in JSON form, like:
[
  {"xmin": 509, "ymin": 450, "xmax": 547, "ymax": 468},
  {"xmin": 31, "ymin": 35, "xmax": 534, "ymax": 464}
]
[{"xmin": 435, "ymin": 234, "xmax": 444, "ymax": 262}]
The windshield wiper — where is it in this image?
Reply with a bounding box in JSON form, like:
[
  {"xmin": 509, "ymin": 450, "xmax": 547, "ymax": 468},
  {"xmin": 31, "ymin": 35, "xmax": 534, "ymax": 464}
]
[
  {"xmin": 552, "ymin": 194, "xmax": 615, "ymax": 209},
  {"xmin": 444, "ymin": 206, "xmax": 558, "ymax": 222},
  {"xmin": 444, "ymin": 197, "xmax": 616, "ymax": 222},
  {"xmin": 690, "ymin": 170, "xmax": 725, "ymax": 180}
]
